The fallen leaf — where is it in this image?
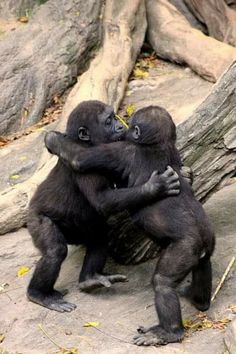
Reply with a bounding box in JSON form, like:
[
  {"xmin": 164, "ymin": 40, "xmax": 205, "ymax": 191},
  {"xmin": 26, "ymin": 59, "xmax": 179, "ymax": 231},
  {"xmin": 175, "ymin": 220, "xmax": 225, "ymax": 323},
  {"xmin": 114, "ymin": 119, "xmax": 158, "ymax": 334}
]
[
  {"xmin": 10, "ymin": 174, "xmax": 20, "ymax": 180},
  {"xmin": 30, "ymin": 127, "xmax": 46, "ymax": 133},
  {"xmin": 126, "ymin": 104, "xmax": 136, "ymax": 117},
  {"xmin": 0, "ymin": 283, "xmax": 9, "ymax": 292},
  {"xmin": 133, "ymin": 67, "xmax": 149, "ymax": 79},
  {"xmin": 19, "ymin": 156, "xmax": 27, "ymax": 161},
  {"xmin": 0, "ymin": 334, "xmax": 5, "ymax": 343},
  {"xmin": 229, "ymin": 304, "xmax": 236, "ymax": 314},
  {"xmin": 83, "ymin": 321, "xmax": 100, "ymax": 328},
  {"xmin": 59, "ymin": 349, "xmax": 78, "ymax": 354},
  {"xmin": 17, "ymin": 266, "xmax": 30, "ymax": 277},
  {"xmin": 18, "ymin": 16, "xmax": 28, "ymax": 23},
  {"xmin": 183, "ymin": 314, "xmax": 230, "ymax": 332}
]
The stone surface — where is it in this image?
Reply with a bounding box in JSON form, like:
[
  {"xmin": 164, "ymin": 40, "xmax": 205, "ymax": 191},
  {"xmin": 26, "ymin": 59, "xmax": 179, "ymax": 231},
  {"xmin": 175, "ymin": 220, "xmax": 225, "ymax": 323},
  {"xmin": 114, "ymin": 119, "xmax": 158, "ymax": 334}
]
[
  {"xmin": 0, "ymin": 183, "xmax": 235, "ymax": 353},
  {"xmin": 0, "ymin": 0, "xmax": 103, "ymax": 135},
  {"xmin": 0, "ymin": 0, "xmax": 39, "ymax": 19},
  {"xmin": 224, "ymin": 319, "xmax": 236, "ymax": 353},
  {"xmin": 118, "ymin": 59, "xmax": 212, "ymax": 126}
]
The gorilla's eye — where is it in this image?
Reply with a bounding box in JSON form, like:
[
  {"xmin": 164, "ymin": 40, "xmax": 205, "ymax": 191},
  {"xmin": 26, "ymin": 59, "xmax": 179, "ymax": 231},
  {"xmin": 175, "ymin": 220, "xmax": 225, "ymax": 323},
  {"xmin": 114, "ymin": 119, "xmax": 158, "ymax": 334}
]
[
  {"xmin": 133, "ymin": 125, "xmax": 141, "ymax": 140},
  {"xmin": 105, "ymin": 117, "xmax": 112, "ymax": 126},
  {"xmin": 78, "ymin": 127, "xmax": 90, "ymax": 141}
]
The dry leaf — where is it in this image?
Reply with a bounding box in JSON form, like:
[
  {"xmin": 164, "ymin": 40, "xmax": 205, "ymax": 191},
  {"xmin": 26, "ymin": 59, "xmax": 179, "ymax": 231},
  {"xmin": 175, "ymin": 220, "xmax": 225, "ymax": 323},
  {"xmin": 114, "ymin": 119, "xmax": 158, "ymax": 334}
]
[
  {"xmin": 0, "ymin": 334, "xmax": 5, "ymax": 343},
  {"xmin": 17, "ymin": 266, "xmax": 30, "ymax": 277},
  {"xmin": 19, "ymin": 156, "xmax": 27, "ymax": 161},
  {"xmin": 133, "ymin": 67, "xmax": 149, "ymax": 79},
  {"xmin": 126, "ymin": 104, "xmax": 136, "ymax": 117},
  {"xmin": 183, "ymin": 314, "xmax": 230, "ymax": 332},
  {"xmin": 18, "ymin": 16, "xmax": 28, "ymax": 23},
  {"xmin": 10, "ymin": 174, "xmax": 20, "ymax": 180},
  {"xmin": 0, "ymin": 283, "xmax": 9, "ymax": 292},
  {"xmin": 83, "ymin": 321, "xmax": 100, "ymax": 328},
  {"xmin": 59, "ymin": 349, "xmax": 78, "ymax": 354},
  {"xmin": 229, "ymin": 304, "xmax": 236, "ymax": 314}
]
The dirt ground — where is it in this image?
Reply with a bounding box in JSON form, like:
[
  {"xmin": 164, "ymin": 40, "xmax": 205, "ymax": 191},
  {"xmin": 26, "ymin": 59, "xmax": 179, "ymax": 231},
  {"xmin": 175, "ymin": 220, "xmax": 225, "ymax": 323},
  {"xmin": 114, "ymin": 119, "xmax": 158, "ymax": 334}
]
[{"xmin": 0, "ymin": 182, "xmax": 235, "ymax": 354}]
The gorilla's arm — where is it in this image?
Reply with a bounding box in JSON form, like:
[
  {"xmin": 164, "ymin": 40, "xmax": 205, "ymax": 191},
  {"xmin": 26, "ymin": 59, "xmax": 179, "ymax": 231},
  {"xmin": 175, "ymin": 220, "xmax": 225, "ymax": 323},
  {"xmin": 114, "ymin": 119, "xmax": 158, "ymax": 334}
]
[
  {"xmin": 45, "ymin": 131, "xmax": 130, "ymax": 176},
  {"xmin": 45, "ymin": 131, "xmax": 193, "ymax": 185},
  {"xmin": 45, "ymin": 132, "xmax": 180, "ymax": 216},
  {"xmin": 76, "ymin": 169, "xmax": 179, "ymax": 217}
]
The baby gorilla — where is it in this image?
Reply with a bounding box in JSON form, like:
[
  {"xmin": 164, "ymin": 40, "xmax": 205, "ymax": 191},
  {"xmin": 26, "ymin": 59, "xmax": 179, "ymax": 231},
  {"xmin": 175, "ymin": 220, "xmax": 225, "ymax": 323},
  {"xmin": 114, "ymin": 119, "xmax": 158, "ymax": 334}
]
[
  {"xmin": 27, "ymin": 101, "xmax": 180, "ymax": 313},
  {"xmin": 45, "ymin": 106, "xmax": 215, "ymax": 344}
]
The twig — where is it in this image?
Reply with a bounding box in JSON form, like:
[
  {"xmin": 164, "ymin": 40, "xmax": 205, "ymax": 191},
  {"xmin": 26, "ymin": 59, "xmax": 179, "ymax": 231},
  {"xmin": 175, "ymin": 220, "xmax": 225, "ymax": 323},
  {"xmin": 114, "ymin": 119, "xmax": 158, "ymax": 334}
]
[
  {"xmin": 211, "ymin": 256, "xmax": 236, "ymax": 301},
  {"xmin": 77, "ymin": 313, "xmax": 133, "ymax": 345},
  {"xmin": 0, "ymin": 286, "xmax": 23, "ymax": 295},
  {"xmin": 38, "ymin": 324, "xmax": 63, "ymax": 350},
  {"xmin": 90, "ymin": 326, "xmax": 133, "ymax": 345}
]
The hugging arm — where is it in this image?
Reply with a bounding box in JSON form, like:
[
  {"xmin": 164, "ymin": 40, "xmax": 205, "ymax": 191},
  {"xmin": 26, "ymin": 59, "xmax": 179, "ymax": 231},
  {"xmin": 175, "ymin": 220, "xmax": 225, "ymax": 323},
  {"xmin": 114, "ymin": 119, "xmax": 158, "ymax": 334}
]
[
  {"xmin": 45, "ymin": 131, "xmax": 128, "ymax": 175},
  {"xmin": 93, "ymin": 168, "xmax": 180, "ymax": 216},
  {"xmin": 45, "ymin": 132, "xmax": 180, "ymax": 216}
]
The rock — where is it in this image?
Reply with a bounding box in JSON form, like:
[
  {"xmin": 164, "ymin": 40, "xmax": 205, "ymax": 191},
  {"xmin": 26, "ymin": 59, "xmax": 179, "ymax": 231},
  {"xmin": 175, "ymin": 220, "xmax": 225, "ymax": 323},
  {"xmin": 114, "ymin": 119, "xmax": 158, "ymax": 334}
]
[
  {"xmin": 0, "ymin": 0, "xmax": 38, "ymax": 19},
  {"xmin": 224, "ymin": 319, "xmax": 236, "ymax": 353},
  {"xmin": 0, "ymin": 0, "xmax": 103, "ymax": 135},
  {"xmin": 118, "ymin": 59, "xmax": 212, "ymax": 126}
]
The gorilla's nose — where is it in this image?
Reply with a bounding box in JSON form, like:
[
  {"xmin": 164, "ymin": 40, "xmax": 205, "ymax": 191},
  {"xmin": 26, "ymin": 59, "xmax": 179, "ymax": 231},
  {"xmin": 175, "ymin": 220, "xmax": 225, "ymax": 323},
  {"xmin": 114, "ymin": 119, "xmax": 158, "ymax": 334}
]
[{"xmin": 115, "ymin": 122, "xmax": 125, "ymax": 132}]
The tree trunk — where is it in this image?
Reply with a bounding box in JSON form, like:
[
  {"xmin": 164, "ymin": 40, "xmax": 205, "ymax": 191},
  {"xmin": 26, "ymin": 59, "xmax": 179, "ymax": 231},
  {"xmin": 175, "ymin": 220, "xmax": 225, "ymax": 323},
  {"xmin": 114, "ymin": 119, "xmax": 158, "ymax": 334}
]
[{"xmin": 178, "ymin": 61, "xmax": 236, "ymax": 202}]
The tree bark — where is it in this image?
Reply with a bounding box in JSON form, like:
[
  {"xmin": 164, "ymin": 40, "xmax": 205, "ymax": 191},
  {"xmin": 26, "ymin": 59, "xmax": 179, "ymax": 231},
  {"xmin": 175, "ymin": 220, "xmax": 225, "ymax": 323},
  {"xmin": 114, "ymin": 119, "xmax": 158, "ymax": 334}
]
[
  {"xmin": 178, "ymin": 60, "xmax": 236, "ymax": 202},
  {"xmin": 59, "ymin": 0, "xmax": 147, "ymax": 130},
  {"xmin": 184, "ymin": 0, "xmax": 236, "ymax": 46},
  {"xmin": 146, "ymin": 0, "xmax": 236, "ymax": 82}
]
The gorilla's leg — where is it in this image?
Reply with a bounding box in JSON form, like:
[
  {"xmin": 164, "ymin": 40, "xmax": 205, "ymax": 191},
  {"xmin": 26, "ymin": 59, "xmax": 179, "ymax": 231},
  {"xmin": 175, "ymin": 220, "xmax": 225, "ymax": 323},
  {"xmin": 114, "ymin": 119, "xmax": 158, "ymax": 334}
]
[
  {"xmin": 186, "ymin": 257, "xmax": 212, "ymax": 311},
  {"xmin": 79, "ymin": 243, "xmax": 127, "ymax": 292},
  {"xmin": 27, "ymin": 216, "xmax": 76, "ymax": 312},
  {"xmin": 134, "ymin": 241, "xmax": 199, "ymax": 346}
]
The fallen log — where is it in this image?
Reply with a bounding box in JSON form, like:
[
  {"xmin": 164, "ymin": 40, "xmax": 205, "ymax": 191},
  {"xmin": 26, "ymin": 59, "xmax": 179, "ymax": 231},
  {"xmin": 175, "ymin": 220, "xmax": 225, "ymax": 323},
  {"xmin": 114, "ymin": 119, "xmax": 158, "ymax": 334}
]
[
  {"xmin": 184, "ymin": 0, "xmax": 236, "ymax": 46},
  {"xmin": 178, "ymin": 60, "xmax": 236, "ymax": 202},
  {"xmin": 146, "ymin": 0, "xmax": 236, "ymax": 82}
]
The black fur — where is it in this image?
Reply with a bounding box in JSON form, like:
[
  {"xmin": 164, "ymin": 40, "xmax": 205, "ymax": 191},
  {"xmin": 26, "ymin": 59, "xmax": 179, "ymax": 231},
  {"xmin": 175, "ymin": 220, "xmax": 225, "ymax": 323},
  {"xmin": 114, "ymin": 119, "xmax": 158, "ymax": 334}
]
[
  {"xmin": 27, "ymin": 101, "xmax": 180, "ymax": 312},
  {"xmin": 46, "ymin": 105, "xmax": 215, "ymax": 343}
]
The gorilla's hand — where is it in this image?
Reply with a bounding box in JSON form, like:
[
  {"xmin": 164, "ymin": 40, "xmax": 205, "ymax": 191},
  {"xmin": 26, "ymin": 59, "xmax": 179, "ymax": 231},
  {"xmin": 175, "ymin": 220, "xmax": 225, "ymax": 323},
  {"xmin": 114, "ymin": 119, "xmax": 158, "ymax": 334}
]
[{"xmin": 143, "ymin": 166, "xmax": 180, "ymax": 197}]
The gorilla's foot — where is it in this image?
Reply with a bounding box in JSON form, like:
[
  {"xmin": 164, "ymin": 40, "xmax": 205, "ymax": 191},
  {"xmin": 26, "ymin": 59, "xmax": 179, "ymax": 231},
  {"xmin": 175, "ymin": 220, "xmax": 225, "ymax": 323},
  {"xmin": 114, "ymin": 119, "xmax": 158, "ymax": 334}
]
[
  {"xmin": 27, "ymin": 288, "xmax": 76, "ymax": 312},
  {"xmin": 134, "ymin": 324, "xmax": 184, "ymax": 346},
  {"xmin": 79, "ymin": 273, "xmax": 127, "ymax": 292}
]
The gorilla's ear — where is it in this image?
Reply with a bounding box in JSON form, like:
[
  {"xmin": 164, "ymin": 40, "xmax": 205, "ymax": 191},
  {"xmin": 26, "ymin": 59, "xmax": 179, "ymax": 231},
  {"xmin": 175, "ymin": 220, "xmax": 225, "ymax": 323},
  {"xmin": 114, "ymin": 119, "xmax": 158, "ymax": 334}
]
[{"xmin": 78, "ymin": 127, "xmax": 90, "ymax": 141}]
